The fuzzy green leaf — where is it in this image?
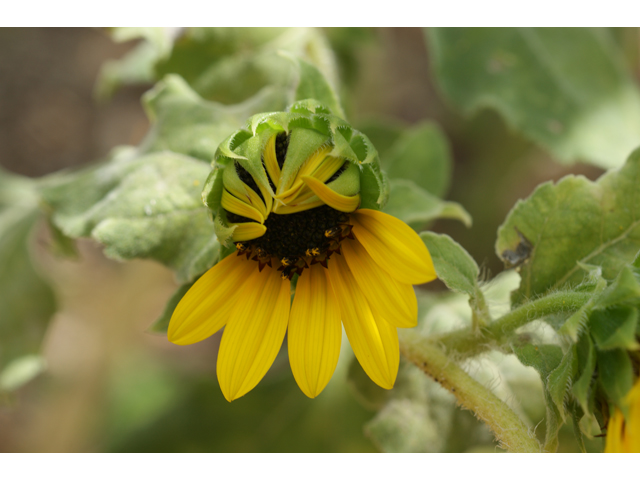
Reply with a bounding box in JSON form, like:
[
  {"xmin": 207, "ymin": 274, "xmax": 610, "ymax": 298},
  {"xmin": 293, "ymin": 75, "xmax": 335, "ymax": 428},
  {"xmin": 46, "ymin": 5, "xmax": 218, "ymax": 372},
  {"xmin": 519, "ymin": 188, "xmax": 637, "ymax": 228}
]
[
  {"xmin": 547, "ymin": 349, "xmax": 576, "ymax": 419},
  {"xmin": 41, "ymin": 151, "xmax": 218, "ymax": 283},
  {"xmin": 596, "ymin": 349, "xmax": 634, "ymax": 409},
  {"xmin": 429, "ymin": 28, "xmax": 640, "ymax": 169},
  {"xmin": 420, "ymin": 232, "xmax": 479, "ymax": 297},
  {"xmin": 496, "ymin": 149, "xmax": 640, "ymax": 305},
  {"xmin": 590, "ymin": 307, "xmax": 639, "ymax": 350}
]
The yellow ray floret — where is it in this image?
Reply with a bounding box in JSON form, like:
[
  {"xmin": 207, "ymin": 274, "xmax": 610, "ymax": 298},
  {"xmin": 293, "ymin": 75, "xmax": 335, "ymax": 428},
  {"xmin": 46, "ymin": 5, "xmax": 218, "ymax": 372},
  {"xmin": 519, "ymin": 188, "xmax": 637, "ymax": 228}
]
[
  {"xmin": 231, "ymin": 222, "xmax": 267, "ymax": 242},
  {"xmin": 605, "ymin": 377, "xmax": 640, "ymax": 452},
  {"xmin": 351, "ymin": 209, "xmax": 436, "ymax": 285},
  {"xmin": 341, "ymin": 239, "xmax": 417, "ymax": 328},
  {"xmin": 288, "ymin": 263, "xmax": 342, "ymax": 398},
  {"xmin": 216, "ymin": 265, "xmax": 291, "ymax": 402},
  {"xmin": 273, "ymin": 199, "xmax": 326, "ymax": 215},
  {"xmin": 326, "ymin": 253, "xmax": 399, "ymax": 389},
  {"xmin": 168, "ymin": 254, "xmax": 256, "ymax": 345},
  {"xmin": 301, "ymin": 176, "xmax": 360, "ymax": 213},
  {"xmin": 221, "ymin": 189, "xmax": 265, "ymax": 224},
  {"xmin": 263, "ymin": 133, "xmax": 281, "ymax": 189}
]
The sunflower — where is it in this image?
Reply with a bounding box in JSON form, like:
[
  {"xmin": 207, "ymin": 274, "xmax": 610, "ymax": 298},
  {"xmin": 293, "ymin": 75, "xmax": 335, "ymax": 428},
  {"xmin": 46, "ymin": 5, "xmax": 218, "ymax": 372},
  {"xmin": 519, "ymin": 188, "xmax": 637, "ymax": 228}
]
[
  {"xmin": 168, "ymin": 101, "xmax": 436, "ymax": 402},
  {"xmin": 604, "ymin": 376, "xmax": 640, "ymax": 452}
]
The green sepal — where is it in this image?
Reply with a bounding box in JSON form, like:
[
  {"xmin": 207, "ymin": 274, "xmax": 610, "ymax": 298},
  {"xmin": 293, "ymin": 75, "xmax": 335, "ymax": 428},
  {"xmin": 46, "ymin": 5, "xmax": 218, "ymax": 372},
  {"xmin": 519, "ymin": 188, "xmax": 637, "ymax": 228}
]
[
  {"xmin": 547, "ymin": 349, "xmax": 577, "ymax": 420},
  {"xmin": 213, "ymin": 211, "xmax": 237, "ymax": 248},
  {"xmin": 202, "ymin": 167, "xmax": 223, "ymax": 215},
  {"xmin": 572, "ymin": 333, "xmax": 597, "ymax": 418},
  {"xmin": 511, "ymin": 343, "xmax": 564, "ymax": 451}
]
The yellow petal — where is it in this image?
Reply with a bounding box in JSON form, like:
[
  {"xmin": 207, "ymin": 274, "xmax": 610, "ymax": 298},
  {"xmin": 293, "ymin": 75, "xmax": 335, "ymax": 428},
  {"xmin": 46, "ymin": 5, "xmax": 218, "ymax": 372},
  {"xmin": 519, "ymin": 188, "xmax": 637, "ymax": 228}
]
[
  {"xmin": 289, "ymin": 263, "xmax": 342, "ymax": 398},
  {"xmin": 263, "ymin": 133, "xmax": 281, "ymax": 189},
  {"xmin": 326, "ymin": 253, "xmax": 399, "ymax": 389},
  {"xmin": 273, "ymin": 199, "xmax": 325, "ymax": 215},
  {"xmin": 217, "ymin": 266, "xmax": 291, "ymax": 402},
  {"xmin": 168, "ymin": 254, "xmax": 255, "ymax": 345},
  {"xmin": 625, "ymin": 379, "xmax": 640, "ymax": 452},
  {"xmin": 604, "ymin": 409, "xmax": 626, "ymax": 452},
  {"xmin": 351, "ymin": 209, "xmax": 437, "ymax": 285},
  {"xmin": 277, "ymin": 144, "xmax": 332, "ymax": 199},
  {"xmin": 242, "ymin": 183, "xmax": 269, "ymax": 220},
  {"xmin": 341, "ymin": 239, "xmax": 417, "ymax": 328},
  {"xmin": 276, "ymin": 156, "xmax": 345, "ymax": 206},
  {"xmin": 301, "ymin": 176, "xmax": 360, "ymax": 213},
  {"xmin": 231, "ymin": 223, "xmax": 267, "ymax": 242},
  {"xmin": 221, "ymin": 189, "xmax": 265, "ymax": 224}
]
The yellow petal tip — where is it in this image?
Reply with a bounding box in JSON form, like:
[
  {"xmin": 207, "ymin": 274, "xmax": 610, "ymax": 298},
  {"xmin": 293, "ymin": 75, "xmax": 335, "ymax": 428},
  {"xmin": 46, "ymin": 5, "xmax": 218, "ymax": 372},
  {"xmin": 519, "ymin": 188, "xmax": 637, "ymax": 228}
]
[{"xmin": 301, "ymin": 175, "xmax": 360, "ymax": 212}]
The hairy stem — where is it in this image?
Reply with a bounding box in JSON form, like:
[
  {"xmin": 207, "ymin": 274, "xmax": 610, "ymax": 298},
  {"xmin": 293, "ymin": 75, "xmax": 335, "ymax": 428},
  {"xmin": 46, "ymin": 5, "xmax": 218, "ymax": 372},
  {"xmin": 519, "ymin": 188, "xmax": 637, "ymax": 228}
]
[
  {"xmin": 399, "ymin": 332, "xmax": 541, "ymax": 453},
  {"xmin": 436, "ymin": 291, "xmax": 592, "ymax": 357}
]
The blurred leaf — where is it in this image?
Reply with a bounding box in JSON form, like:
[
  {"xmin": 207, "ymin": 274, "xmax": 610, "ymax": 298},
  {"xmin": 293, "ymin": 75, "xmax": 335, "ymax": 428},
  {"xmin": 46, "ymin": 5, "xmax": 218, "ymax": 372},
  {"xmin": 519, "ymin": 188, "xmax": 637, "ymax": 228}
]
[
  {"xmin": 95, "ymin": 28, "xmax": 177, "ymax": 101},
  {"xmin": 148, "ymin": 281, "xmax": 195, "ymax": 335},
  {"xmin": 596, "ymin": 349, "xmax": 634, "ymax": 410},
  {"xmin": 289, "ymin": 56, "xmax": 345, "ymax": 118},
  {"xmin": 381, "ymin": 121, "xmax": 452, "ymax": 198},
  {"xmin": 0, "ymin": 355, "xmax": 46, "ymax": 391},
  {"xmin": 356, "ymin": 117, "xmax": 405, "ymax": 160},
  {"xmin": 512, "ymin": 344, "xmax": 564, "ymax": 451},
  {"xmin": 364, "ymin": 361, "xmax": 492, "ymax": 452},
  {"xmin": 429, "ymin": 28, "xmax": 640, "ymax": 169},
  {"xmin": 45, "ymin": 217, "xmax": 78, "ymax": 258},
  {"xmin": 590, "ymin": 307, "xmax": 639, "ymax": 350},
  {"xmin": 41, "ymin": 150, "xmax": 218, "ymax": 283},
  {"xmin": 95, "ymin": 41, "xmax": 161, "ymax": 101},
  {"xmin": 153, "ymin": 28, "xmax": 338, "ymax": 106},
  {"xmin": 496, "ymin": 148, "xmax": 640, "ymax": 305},
  {"xmin": 0, "ymin": 169, "xmax": 56, "ymax": 385},
  {"xmin": 140, "ymin": 75, "xmax": 288, "ymax": 162},
  {"xmin": 106, "ymin": 354, "xmax": 184, "ymax": 447},
  {"xmin": 347, "ymin": 357, "xmax": 388, "ymax": 410},
  {"xmin": 384, "ymin": 179, "xmax": 471, "ymax": 230}
]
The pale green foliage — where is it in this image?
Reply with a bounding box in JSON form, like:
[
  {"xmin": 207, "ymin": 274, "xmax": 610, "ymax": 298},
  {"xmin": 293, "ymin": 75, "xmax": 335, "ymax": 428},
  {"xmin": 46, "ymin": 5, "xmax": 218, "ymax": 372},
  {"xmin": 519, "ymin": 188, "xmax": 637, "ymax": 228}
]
[
  {"xmin": 41, "ymin": 150, "xmax": 216, "ymax": 283},
  {"xmin": 0, "ymin": 169, "xmax": 56, "ymax": 389},
  {"xmin": 429, "ymin": 28, "xmax": 640, "ymax": 168},
  {"xmin": 496, "ymin": 148, "xmax": 640, "ymax": 305}
]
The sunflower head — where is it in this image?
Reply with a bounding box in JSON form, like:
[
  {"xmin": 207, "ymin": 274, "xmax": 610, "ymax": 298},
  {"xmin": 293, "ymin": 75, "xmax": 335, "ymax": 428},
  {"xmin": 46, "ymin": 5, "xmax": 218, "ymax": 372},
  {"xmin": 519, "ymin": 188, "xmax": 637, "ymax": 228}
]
[
  {"xmin": 202, "ymin": 99, "xmax": 389, "ymax": 278},
  {"xmin": 171, "ymin": 99, "xmax": 435, "ymax": 402}
]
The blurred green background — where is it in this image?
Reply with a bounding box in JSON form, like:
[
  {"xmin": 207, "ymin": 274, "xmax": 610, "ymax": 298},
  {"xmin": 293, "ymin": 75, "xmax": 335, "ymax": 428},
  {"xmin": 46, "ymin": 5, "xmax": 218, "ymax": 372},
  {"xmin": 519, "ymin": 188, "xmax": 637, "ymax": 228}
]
[{"xmin": 1, "ymin": 27, "xmax": 637, "ymax": 452}]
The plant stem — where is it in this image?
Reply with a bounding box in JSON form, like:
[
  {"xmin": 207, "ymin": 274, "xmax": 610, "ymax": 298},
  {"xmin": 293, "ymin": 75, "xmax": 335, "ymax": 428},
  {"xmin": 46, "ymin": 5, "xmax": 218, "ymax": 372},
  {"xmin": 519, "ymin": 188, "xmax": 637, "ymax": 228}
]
[
  {"xmin": 436, "ymin": 291, "xmax": 591, "ymax": 357},
  {"xmin": 399, "ymin": 332, "xmax": 542, "ymax": 453}
]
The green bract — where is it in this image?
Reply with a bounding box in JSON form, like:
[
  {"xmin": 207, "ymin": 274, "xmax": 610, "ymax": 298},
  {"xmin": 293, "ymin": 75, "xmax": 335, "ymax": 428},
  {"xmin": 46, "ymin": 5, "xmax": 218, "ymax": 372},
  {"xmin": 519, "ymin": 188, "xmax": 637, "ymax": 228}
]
[{"xmin": 202, "ymin": 99, "xmax": 389, "ymax": 248}]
